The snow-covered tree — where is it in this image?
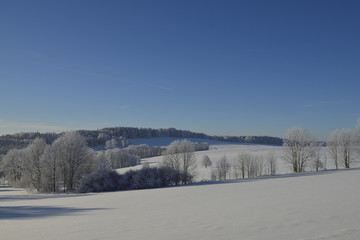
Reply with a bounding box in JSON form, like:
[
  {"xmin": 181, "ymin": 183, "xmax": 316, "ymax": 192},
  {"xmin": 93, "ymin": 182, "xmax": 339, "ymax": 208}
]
[
  {"xmin": 327, "ymin": 129, "xmax": 340, "ymax": 169},
  {"xmin": 355, "ymin": 120, "xmax": 360, "ymax": 158},
  {"xmin": 0, "ymin": 149, "xmax": 24, "ymax": 187},
  {"xmin": 265, "ymin": 151, "xmax": 277, "ymax": 175},
  {"xmin": 161, "ymin": 139, "xmax": 197, "ymax": 185},
  {"xmin": 41, "ymin": 144, "xmax": 61, "ymax": 192},
  {"xmin": 53, "ymin": 132, "xmax": 95, "ymax": 191},
  {"xmin": 22, "ymin": 138, "xmax": 47, "ymax": 191},
  {"xmin": 311, "ymin": 143, "xmax": 323, "ymax": 172},
  {"xmin": 105, "ymin": 138, "xmax": 118, "ymax": 150},
  {"xmin": 338, "ymin": 129, "xmax": 354, "ymax": 168},
  {"xmin": 233, "ymin": 152, "xmax": 250, "ymax": 179},
  {"xmin": 245, "ymin": 155, "xmax": 257, "ymax": 178},
  {"xmin": 283, "ymin": 127, "xmax": 314, "ymax": 173},
  {"xmin": 215, "ymin": 155, "xmax": 231, "ymax": 181}
]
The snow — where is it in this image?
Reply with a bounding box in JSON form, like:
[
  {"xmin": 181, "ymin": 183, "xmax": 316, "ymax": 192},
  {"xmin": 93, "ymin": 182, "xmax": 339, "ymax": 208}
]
[
  {"xmin": 2, "ymin": 140, "xmax": 360, "ymax": 239},
  {"xmin": 116, "ymin": 139, "xmax": 287, "ymax": 175},
  {"xmin": 119, "ymin": 138, "xmax": 360, "ymax": 178},
  {"xmin": 1, "ymin": 169, "xmax": 360, "ymax": 240},
  {"xmin": 128, "ymin": 137, "xmax": 228, "ymax": 147}
]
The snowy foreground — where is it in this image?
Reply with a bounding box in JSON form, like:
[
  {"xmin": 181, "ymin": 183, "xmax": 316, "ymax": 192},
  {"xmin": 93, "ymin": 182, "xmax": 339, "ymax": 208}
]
[
  {"xmin": 2, "ymin": 140, "xmax": 360, "ymax": 240},
  {"xmin": 1, "ymin": 168, "xmax": 360, "ymax": 240}
]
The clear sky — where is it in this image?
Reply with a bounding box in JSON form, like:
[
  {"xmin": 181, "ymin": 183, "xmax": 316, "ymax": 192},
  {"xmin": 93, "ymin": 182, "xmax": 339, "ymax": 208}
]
[{"xmin": 1, "ymin": 0, "xmax": 359, "ymax": 140}]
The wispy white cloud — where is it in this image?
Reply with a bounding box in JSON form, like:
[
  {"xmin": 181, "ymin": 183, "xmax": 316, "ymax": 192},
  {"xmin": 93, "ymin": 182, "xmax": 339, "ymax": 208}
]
[
  {"xmin": 300, "ymin": 100, "xmax": 350, "ymax": 108},
  {"xmin": 135, "ymin": 81, "xmax": 173, "ymax": 92},
  {"xmin": 0, "ymin": 120, "xmax": 74, "ymax": 135},
  {"xmin": 120, "ymin": 105, "xmax": 131, "ymax": 110},
  {"xmin": 155, "ymin": 86, "xmax": 174, "ymax": 91}
]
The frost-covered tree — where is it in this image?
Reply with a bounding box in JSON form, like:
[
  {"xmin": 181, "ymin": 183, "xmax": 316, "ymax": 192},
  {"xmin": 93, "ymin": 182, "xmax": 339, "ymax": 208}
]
[
  {"xmin": 311, "ymin": 144, "xmax": 323, "ymax": 172},
  {"xmin": 245, "ymin": 155, "xmax": 257, "ymax": 178},
  {"xmin": 215, "ymin": 155, "xmax": 231, "ymax": 181},
  {"xmin": 338, "ymin": 129, "xmax": 354, "ymax": 168},
  {"xmin": 78, "ymin": 158, "xmax": 115, "ymax": 193},
  {"xmin": 22, "ymin": 138, "xmax": 47, "ymax": 191},
  {"xmin": 283, "ymin": 127, "xmax": 314, "ymax": 173},
  {"xmin": 0, "ymin": 149, "xmax": 24, "ymax": 187},
  {"xmin": 233, "ymin": 152, "xmax": 250, "ymax": 179},
  {"xmin": 104, "ymin": 148, "xmax": 139, "ymax": 169},
  {"xmin": 161, "ymin": 139, "xmax": 197, "ymax": 185},
  {"xmin": 201, "ymin": 155, "xmax": 212, "ymax": 168},
  {"xmin": 41, "ymin": 144, "xmax": 62, "ymax": 192},
  {"xmin": 53, "ymin": 132, "xmax": 95, "ymax": 191},
  {"xmin": 265, "ymin": 151, "xmax": 277, "ymax": 175},
  {"xmin": 105, "ymin": 138, "xmax": 118, "ymax": 150},
  {"xmin": 355, "ymin": 120, "xmax": 360, "ymax": 158},
  {"xmin": 327, "ymin": 129, "xmax": 340, "ymax": 169}
]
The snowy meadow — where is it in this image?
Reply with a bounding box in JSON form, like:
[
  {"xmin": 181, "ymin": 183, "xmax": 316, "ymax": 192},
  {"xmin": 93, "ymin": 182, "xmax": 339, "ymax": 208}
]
[
  {"xmin": 2, "ymin": 139, "xmax": 360, "ymax": 240},
  {"xmin": 1, "ymin": 168, "xmax": 360, "ymax": 240}
]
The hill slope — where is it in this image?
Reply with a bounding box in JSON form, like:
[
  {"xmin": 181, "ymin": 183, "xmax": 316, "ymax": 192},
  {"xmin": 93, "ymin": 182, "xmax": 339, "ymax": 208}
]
[
  {"xmin": 0, "ymin": 127, "xmax": 283, "ymax": 154},
  {"xmin": 1, "ymin": 169, "xmax": 360, "ymax": 240}
]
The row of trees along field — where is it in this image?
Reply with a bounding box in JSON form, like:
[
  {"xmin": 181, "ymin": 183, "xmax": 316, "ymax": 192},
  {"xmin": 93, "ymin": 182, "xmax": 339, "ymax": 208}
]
[
  {"xmin": 283, "ymin": 126, "xmax": 360, "ymax": 173},
  {"xmin": 202, "ymin": 125, "xmax": 360, "ymax": 182},
  {"xmin": 199, "ymin": 152, "xmax": 277, "ymax": 182},
  {"xmin": 1, "ymin": 124, "xmax": 359, "ymax": 193},
  {"xmin": 0, "ymin": 134, "xmax": 209, "ymax": 192},
  {"xmin": 0, "ymin": 132, "xmax": 94, "ymax": 192}
]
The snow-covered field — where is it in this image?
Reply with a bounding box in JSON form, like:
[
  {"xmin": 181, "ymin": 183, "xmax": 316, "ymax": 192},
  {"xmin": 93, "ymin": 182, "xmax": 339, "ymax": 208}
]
[
  {"xmin": 2, "ymin": 139, "xmax": 360, "ymax": 240},
  {"xmin": 1, "ymin": 168, "xmax": 360, "ymax": 240},
  {"xmin": 117, "ymin": 138, "xmax": 339, "ymax": 179}
]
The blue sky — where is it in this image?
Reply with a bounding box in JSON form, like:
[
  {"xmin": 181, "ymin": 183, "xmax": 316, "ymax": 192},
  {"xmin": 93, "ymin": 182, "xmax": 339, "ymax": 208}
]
[{"xmin": 1, "ymin": 0, "xmax": 359, "ymax": 139}]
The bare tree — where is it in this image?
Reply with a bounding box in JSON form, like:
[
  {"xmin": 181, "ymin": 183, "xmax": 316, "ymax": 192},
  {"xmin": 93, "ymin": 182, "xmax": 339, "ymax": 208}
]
[
  {"xmin": 311, "ymin": 143, "xmax": 323, "ymax": 172},
  {"xmin": 201, "ymin": 155, "xmax": 212, "ymax": 168},
  {"xmin": 245, "ymin": 155, "xmax": 258, "ymax": 178},
  {"xmin": 161, "ymin": 139, "xmax": 197, "ymax": 185},
  {"xmin": 216, "ymin": 155, "xmax": 231, "ymax": 181},
  {"xmin": 234, "ymin": 152, "xmax": 250, "ymax": 179},
  {"xmin": 210, "ymin": 168, "xmax": 217, "ymax": 181},
  {"xmin": 327, "ymin": 129, "xmax": 340, "ymax": 169},
  {"xmin": 234, "ymin": 152, "xmax": 259, "ymax": 178},
  {"xmin": 265, "ymin": 151, "xmax": 277, "ymax": 175},
  {"xmin": 283, "ymin": 127, "xmax": 314, "ymax": 173},
  {"xmin": 255, "ymin": 156, "xmax": 265, "ymax": 177},
  {"xmin": 355, "ymin": 120, "xmax": 360, "ymax": 158},
  {"xmin": 338, "ymin": 129, "xmax": 354, "ymax": 168}
]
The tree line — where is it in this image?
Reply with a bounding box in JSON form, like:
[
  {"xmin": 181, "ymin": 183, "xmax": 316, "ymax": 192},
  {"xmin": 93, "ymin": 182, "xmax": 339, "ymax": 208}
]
[
  {"xmin": 283, "ymin": 126, "xmax": 360, "ymax": 173},
  {"xmin": 199, "ymin": 152, "xmax": 277, "ymax": 182},
  {"xmin": 0, "ymin": 127, "xmax": 283, "ymax": 155},
  {"xmin": 0, "ymin": 135, "xmax": 207, "ymax": 192},
  {"xmin": 0, "ymin": 132, "xmax": 94, "ymax": 192},
  {"xmin": 2, "ymin": 124, "xmax": 358, "ymax": 193}
]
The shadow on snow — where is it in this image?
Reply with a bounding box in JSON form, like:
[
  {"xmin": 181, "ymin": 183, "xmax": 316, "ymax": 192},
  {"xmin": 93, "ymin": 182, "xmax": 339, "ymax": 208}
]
[{"xmin": 0, "ymin": 206, "xmax": 108, "ymax": 220}]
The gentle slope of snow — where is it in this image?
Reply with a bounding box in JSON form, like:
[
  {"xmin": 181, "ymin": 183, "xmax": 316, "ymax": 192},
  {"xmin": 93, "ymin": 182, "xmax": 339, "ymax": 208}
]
[{"xmin": 1, "ymin": 169, "xmax": 360, "ymax": 240}]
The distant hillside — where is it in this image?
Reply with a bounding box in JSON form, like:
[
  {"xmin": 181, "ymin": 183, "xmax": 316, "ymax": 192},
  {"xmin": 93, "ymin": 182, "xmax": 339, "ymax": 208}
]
[{"xmin": 0, "ymin": 127, "xmax": 283, "ymax": 155}]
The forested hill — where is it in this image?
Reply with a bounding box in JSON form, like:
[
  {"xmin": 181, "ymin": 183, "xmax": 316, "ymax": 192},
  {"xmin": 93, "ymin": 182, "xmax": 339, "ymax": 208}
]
[{"xmin": 0, "ymin": 127, "xmax": 283, "ymax": 155}]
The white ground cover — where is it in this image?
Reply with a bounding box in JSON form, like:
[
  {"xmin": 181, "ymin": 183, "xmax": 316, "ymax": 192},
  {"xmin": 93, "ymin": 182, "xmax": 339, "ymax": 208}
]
[
  {"xmin": 2, "ymin": 139, "xmax": 360, "ymax": 240},
  {"xmin": 117, "ymin": 138, "xmax": 339, "ymax": 179},
  {"xmin": 1, "ymin": 168, "xmax": 360, "ymax": 240}
]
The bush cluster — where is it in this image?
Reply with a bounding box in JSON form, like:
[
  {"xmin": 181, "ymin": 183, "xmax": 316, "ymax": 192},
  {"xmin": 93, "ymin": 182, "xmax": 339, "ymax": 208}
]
[{"xmin": 79, "ymin": 165, "xmax": 180, "ymax": 193}]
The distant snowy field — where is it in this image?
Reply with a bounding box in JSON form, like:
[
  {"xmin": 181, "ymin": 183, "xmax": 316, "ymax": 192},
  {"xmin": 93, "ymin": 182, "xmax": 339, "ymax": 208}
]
[
  {"xmin": 117, "ymin": 137, "xmax": 346, "ymax": 178},
  {"xmin": 2, "ymin": 169, "xmax": 360, "ymax": 240}
]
